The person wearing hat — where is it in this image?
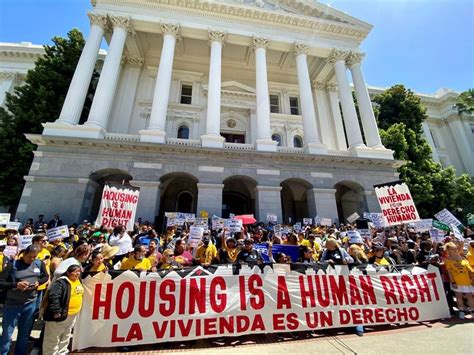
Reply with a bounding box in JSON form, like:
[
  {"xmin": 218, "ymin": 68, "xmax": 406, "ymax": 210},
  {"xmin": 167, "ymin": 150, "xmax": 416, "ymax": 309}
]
[
  {"xmin": 195, "ymin": 236, "xmax": 218, "ymax": 266},
  {"xmin": 100, "ymin": 244, "xmax": 120, "ymax": 269},
  {"xmin": 320, "ymin": 238, "xmax": 353, "ymax": 265},
  {"xmin": 235, "ymin": 238, "xmax": 263, "ymax": 266},
  {"xmin": 368, "ymin": 243, "xmax": 394, "ymax": 266}
]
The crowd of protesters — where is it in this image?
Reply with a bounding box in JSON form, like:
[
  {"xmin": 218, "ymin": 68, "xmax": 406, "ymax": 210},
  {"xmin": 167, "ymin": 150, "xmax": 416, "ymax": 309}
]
[{"xmin": 0, "ymin": 213, "xmax": 473, "ymax": 354}]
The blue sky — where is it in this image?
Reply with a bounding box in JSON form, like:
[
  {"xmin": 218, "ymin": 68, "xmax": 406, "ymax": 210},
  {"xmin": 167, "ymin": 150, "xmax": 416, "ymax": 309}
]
[{"xmin": 0, "ymin": 0, "xmax": 472, "ymax": 93}]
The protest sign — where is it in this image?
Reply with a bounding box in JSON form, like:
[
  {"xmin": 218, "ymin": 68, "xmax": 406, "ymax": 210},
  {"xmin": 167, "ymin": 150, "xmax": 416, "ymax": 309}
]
[
  {"xmin": 450, "ymin": 224, "xmax": 463, "ymax": 241},
  {"xmin": 194, "ymin": 218, "xmax": 208, "ymax": 229},
  {"xmin": 293, "ymin": 223, "xmax": 302, "ymax": 233},
  {"xmin": 47, "ymin": 225, "xmax": 69, "ymax": 241},
  {"xmin": 165, "ymin": 212, "xmax": 177, "ymax": 218},
  {"xmin": 0, "ymin": 213, "xmax": 10, "ymax": 225},
  {"xmin": 432, "ymin": 220, "xmax": 450, "ymax": 232},
  {"xmin": 273, "ymin": 225, "xmax": 283, "ymax": 238},
  {"xmin": 429, "ymin": 229, "xmax": 445, "ymax": 243},
  {"xmin": 211, "ymin": 216, "xmax": 225, "ymax": 230},
  {"xmin": 320, "ymin": 218, "xmax": 332, "ymax": 227},
  {"xmin": 363, "ymin": 212, "xmax": 385, "ymax": 229},
  {"xmin": 302, "ymin": 218, "xmax": 312, "ymax": 226},
  {"xmin": 346, "ymin": 212, "xmax": 360, "ymax": 224},
  {"xmin": 19, "ymin": 235, "xmax": 33, "ymax": 250},
  {"xmin": 225, "ymin": 219, "xmax": 243, "ymax": 233},
  {"xmin": 359, "ymin": 229, "xmax": 372, "ymax": 239},
  {"xmin": 435, "ymin": 209, "xmax": 463, "ymax": 231},
  {"xmin": 4, "ymin": 246, "xmax": 18, "ymax": 259},
  {"xmin": 266, "ymin": 213, "xmax": 277, "ymax": 223},
  {"xmin": 185, "ymin": 214, "xmax": 196, "ymax": 223},
  {"xmin": 73, "ymin": 266, "xmax": 449, "ymax": 350},
  {"xmin": 167, "ymin": 218, "xmax": 185, "ymax": 227},
  {"xmin": 413, "ymin": 219, "xmax": 433, "ymax": 233},
  {"xmin": 254, "ymin": 243, "xmax": 300, "ymax": 262},
  {"xmin": 374, "ymin": 181, "xmax": 420, "ymax": 226},
  {"xmin": 188, "ymin": 226, "xmax": 204, "ymax": 247},
  {"xmin": 95, "ymin": 183, "xmax": 140, "ymax": 231},
  {"xmin": 5, "ymin": 222, "xmax": 21, "ymax": 231}
]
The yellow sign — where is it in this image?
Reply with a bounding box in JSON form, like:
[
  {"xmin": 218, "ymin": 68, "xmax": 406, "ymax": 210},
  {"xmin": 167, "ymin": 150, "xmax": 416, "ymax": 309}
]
[{"xmin": 199, "ymin": 210, "xmax": 209, "ymax": 218}]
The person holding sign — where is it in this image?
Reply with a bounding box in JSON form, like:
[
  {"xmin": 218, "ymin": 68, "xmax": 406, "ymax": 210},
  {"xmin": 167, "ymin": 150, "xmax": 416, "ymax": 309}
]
[
  {"xmin": 444, "ymin": 242, "xmax": 474, "ymax": 319},
  {"xmin": 0, "ymin": 245, "xmax": 49, "ymax": 355}
]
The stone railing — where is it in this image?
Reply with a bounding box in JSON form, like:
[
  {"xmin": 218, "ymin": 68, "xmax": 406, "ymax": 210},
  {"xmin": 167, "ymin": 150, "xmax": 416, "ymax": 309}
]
[
  {"xmin": 104, "ymin": 133, "xmax": 140, "ymax": 142},
  {"xmin": 166, "ymin": 138, "xmax": 201, "ymax": 147},
  {"xmin": 327, "ymin": 149, "xmax": 351, "ymax": 157},
  {"xmin": 224, "ymin": 142, "xmax": 255, "ymax": 151},
  {"xmin": 277, "ymin": 146, "xmax": 304, "ymax": 154}
]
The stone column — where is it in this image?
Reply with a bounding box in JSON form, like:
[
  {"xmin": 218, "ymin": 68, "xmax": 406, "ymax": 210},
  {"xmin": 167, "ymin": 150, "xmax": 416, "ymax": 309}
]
[
  {"xmin": 255, "ymin": 186, "xmax": 282, "ymax": 223},
  {"xmin": 294, "ymin": 43, "xmax": 326, "ymax": 154},
  {"xmin": 56, "ymin": 13, "xmax": 107, "ymax": 125},
  {"xmin": 312, "ymin": 81, "xmax": 334, "ymax": 149},
  {"xmin": 84, "ymin": 16, "xmax": 132, "ymax": 137},
  {"xmin": 363, "ymin": 190, "xmax": 380, "ymax": 213},
  {"xmin": 196, "ymin": 183, "xmax": 224, "ymax": 217},
  {"xmin": 310, "ymin": 188, "xmax": 339, "ymax": 224},
  {"xmin": 253, "ymin": 37, "xmax": 278, "ymax": 152},
  {"xmin": 421, "ymin": 121, "xmax": 440, "ymax": 163},
  {"xmin": 0, "ymin": 72, "xmax": 17, "ymax": 106},
  {"xmin": 447, "ymin": 115, "xmax": 474, "ymax": 175},
  {"xmin": 133, "ymin": 181, "xmax": 161, "ymax": 223},
  {"xmin": 346, "ymin": 52, "xmax": 383, "ymax": 148},
  {"xmin": 327, "ymin": 49, "xmax": 364, "ymax": 149},
  {"xmin": 140, "ymin": 24, "xmax": 180, "ymax": 143},
  {"xmin": 201, "ymin": 31, "xmax": 226, "ymax": 148},
  {"xmin": 326, "ymin": 83, "xmax": 347, "ymax": 150}
]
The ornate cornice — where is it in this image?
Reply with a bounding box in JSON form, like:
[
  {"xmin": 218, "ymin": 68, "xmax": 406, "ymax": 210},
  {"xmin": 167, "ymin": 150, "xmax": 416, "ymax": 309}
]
[
  {"xmin": 293, "ymin": 42, "xmax": 309, "ymax": 56},
  {"xmin": 252, "ymin": 37, "xmax": 270, "ymax": 50},
  {"xmin": 345, "ymin": 51, "xmax": 365, "ymax": 67},
  {"xmin": 208, "ymin": 30, "xmax": 226, "ymax": 45},
  {"xmin": 161, "ymin": 23, "xmax": 180, "ymax": 38},
  {"xmin": 326, "ymin": 49, "xmax": 349, "ymax": 64},
  {"xmin": 87, "ymin": 13, "xmax": 108, "ymax": 29},
  {"xmin": 0, "ymin": 71, "xmax": 18, "ymax": 81}
]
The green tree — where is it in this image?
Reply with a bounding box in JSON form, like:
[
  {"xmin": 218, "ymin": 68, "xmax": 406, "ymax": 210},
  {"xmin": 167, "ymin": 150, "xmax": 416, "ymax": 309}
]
[
  {"xmin": 0, "ymin": 29, "xmax": 96, "ymax": 211},
  {"xmin": 455, "ymin": 88, "xmax": 474, "ymax": 115},
  {"xmin": 374, "ymin": 85, "xmax": 474, "ymax": 219}
]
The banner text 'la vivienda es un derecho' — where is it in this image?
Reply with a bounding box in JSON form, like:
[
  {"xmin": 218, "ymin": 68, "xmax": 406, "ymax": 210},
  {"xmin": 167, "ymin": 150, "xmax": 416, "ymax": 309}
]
[
  {"xmin": 95, "ymin": 183, "xmax": 140, "ymax": 231},
  {"xmin": 72, "ymin": 265, "xmax": 449, "ymax": 350}
]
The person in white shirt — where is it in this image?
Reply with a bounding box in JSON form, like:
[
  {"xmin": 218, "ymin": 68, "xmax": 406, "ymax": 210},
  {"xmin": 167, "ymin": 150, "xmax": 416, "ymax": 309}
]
[{"xmin": 108, "ymin": 225, "xmax": 133, "ymax": 264}]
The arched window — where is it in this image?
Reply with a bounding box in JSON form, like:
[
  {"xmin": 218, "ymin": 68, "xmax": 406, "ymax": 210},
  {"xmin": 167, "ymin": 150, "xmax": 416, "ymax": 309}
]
[
  {"xmin": 271, "ymin": 134, "xmax": 282, "ymax": 146},
  {"xmin": 177, "ymin": 125, "xmax": 189, "ymax": 139},
  {"xmin": 293, "ymin": 135, "xmax": 303, "ymax": 148}
]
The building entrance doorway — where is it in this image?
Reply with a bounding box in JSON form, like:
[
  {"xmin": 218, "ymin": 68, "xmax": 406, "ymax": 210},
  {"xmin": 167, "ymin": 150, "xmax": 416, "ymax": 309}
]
[
  {"xmin": 221, "ymin": 132, "xmax": 245, "ymax": 144},
  {"xmin": 222, "ymin": 176, "xmax": 256, "ymax": 218}
]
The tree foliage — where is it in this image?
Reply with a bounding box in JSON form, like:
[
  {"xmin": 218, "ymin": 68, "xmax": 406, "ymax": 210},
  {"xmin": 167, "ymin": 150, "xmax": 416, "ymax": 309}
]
[
  {"xmin": 455, "ymin": 88, "xmax": 474, "ymax": 115},
  {"xmin": 374, "ymin": 85, "xmax": 474, "ymax": 219},
  {"xmin": 0, "ymin": 29, "xmax": 95, "ymax": 211}
]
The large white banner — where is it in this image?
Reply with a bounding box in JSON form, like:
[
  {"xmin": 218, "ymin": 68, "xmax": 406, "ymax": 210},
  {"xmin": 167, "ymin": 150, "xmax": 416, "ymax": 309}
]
[
  {"xmin": 73, "ymin": 265, "xmax": 449, "ymax": 350},
  {"xmin": 95, "ymin": 183, "xmax": 140, "ymax": 231},
  {"xmin": 374, "ymin": 180, "xmax": 420, "ymax": 226}
]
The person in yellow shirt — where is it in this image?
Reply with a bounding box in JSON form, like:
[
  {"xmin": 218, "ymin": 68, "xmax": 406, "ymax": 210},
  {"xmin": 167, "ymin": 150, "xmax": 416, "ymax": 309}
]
[
  {"xmin": 43, "ymin": 264, "xmax": 84, "ymax": 354},
  {"xmin": 368, "ymin": 243, "xmax": 393, "ymax": 266},
  {"xmin": 195, "ymin": 237, "xmax": 217, "ymax": 266},
  {"xmin": 444, "ymin": 242, "xmax": 474, "ymax": 319},
  {"xmin": 84, "ymin": 250, "xmax": 108, "ymax": 273},
  {"xmin": 467, "ymin": 240, "xmax": 474, "ymax": 269},
  {"xmin": 219, "ymin": 229, "xmax": 240, "ymax": 263},
  {"xmin": 120, "ymin": 245, "xmax": 153, "ymax": 271}
]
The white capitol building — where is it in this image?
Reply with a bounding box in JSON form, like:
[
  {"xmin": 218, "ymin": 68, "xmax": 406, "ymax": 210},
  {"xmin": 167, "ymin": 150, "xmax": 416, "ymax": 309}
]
[{"xmin": 2, "ymin": 0, "xmax": 473, "ymax": 226}]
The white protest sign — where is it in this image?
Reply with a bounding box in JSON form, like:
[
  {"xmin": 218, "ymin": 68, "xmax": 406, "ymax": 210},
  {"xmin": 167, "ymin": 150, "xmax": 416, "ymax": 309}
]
[
  {"xmin": 429, "ymin": 229, "xmax": 445, "ymax": 243},
  {"xmin": 211, "ymin": 216, "xmax": 225, "ymax": 230},
  {"xmin": 303, "ymin": 218, "xmax": 312, "ymax": 226},
  {"xmin": 347, "ymin": 212, "xmax": 360, "ymax": 224},
  {"xmin": 225, "ymin": 219, "xmax": 243, "ymax": 233},
  {"xmin": 6, "ymin": 222, "xmax": 21, "ymax": 231},
  {"xmin": 47, "ymin": 225, "xmax": 69, "ymax": 241},
  {"xmin": 293, "ymin": 223, "xmax": 302, "ymax": 233},
  {"xmin": 266, "ymin": 213, "xmax": 277, "ymax": 223},
  {"xmin": 185, "ymin": 214, "xmax": 196, "ymax": 223},
  {"xmin": 320, "ymin": 218, "xmax": 332, "ymax": 227},
  {"xmin": 273, "ymin": 225, "xmax": 283, "ymax": 238},
  {"xmin": 0, "ymin": 213, "xmax": 10, "ymax": 225},
  {"xmin": 374, "ymin": 181, "xmax": 420, "ymax": 226},
  {"xmin": 435, "ymin": 209, "xmax": 463, "ymax": 229},
  {"xmin": 19, "ymin": 235, "xmax": 33, "ymax": 250},
  {"xmin": 4, "ymin": 246, "xmax": 18, "ymax": 259},
  {"xmin": 188, "ymin": 226, "xmax": 204, "ymax": 247},
  {"xmin": 363, "ymin": 212, "xmax": 386, "ymax": 228},
  {"xmin": 194, "ymin": 218, "xmax": 208, "ymax": 228},
  {"xmin": 95, "ymin": 183, "xmax": 140, "ymax": 231},
  {"xmin": 359, "ymin": 229, "xmax": 372, "ymax": 239},
  {"xmin": 414, "ymin": 219, "xmax": 433, "ymax": 233},
  {"xmin": 164, "ymin": 212, "xmax": 177, "ymax": 218},
  {"xmin": 450, "ymin": 224, "xmax": 464, "ymax": 241}
]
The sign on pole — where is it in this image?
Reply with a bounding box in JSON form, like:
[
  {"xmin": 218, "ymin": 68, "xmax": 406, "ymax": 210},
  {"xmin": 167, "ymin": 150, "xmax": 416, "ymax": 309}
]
[
  {"xmin": 373, "ymin": 180, "xmax": 420, "ymax": 226},
  {"xmin": 188, "ymin": 226, "xmax": 204, "ymax": 247},
  {"xmin": 47, "ymin": 225, "xmax": 70, "ymax": 241},
  {"xmin": 435, "ymin": 209, "xmax": 463, "ymax": 231},
  {"xmin": 95, "ymin": 183, "xmax": 140, "ymax": 231}
]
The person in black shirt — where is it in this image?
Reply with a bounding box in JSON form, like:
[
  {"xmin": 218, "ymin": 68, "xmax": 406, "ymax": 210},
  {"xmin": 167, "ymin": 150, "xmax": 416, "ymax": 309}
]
[{"xmin": 235, "ymin": 238, "xmax": 263, "ymax": 266}]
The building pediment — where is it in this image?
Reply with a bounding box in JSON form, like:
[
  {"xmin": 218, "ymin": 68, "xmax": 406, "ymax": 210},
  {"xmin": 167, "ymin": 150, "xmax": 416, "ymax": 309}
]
[{"xmin": 203, "ymin": 81, "xmax": 256, "ymax": 95}]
